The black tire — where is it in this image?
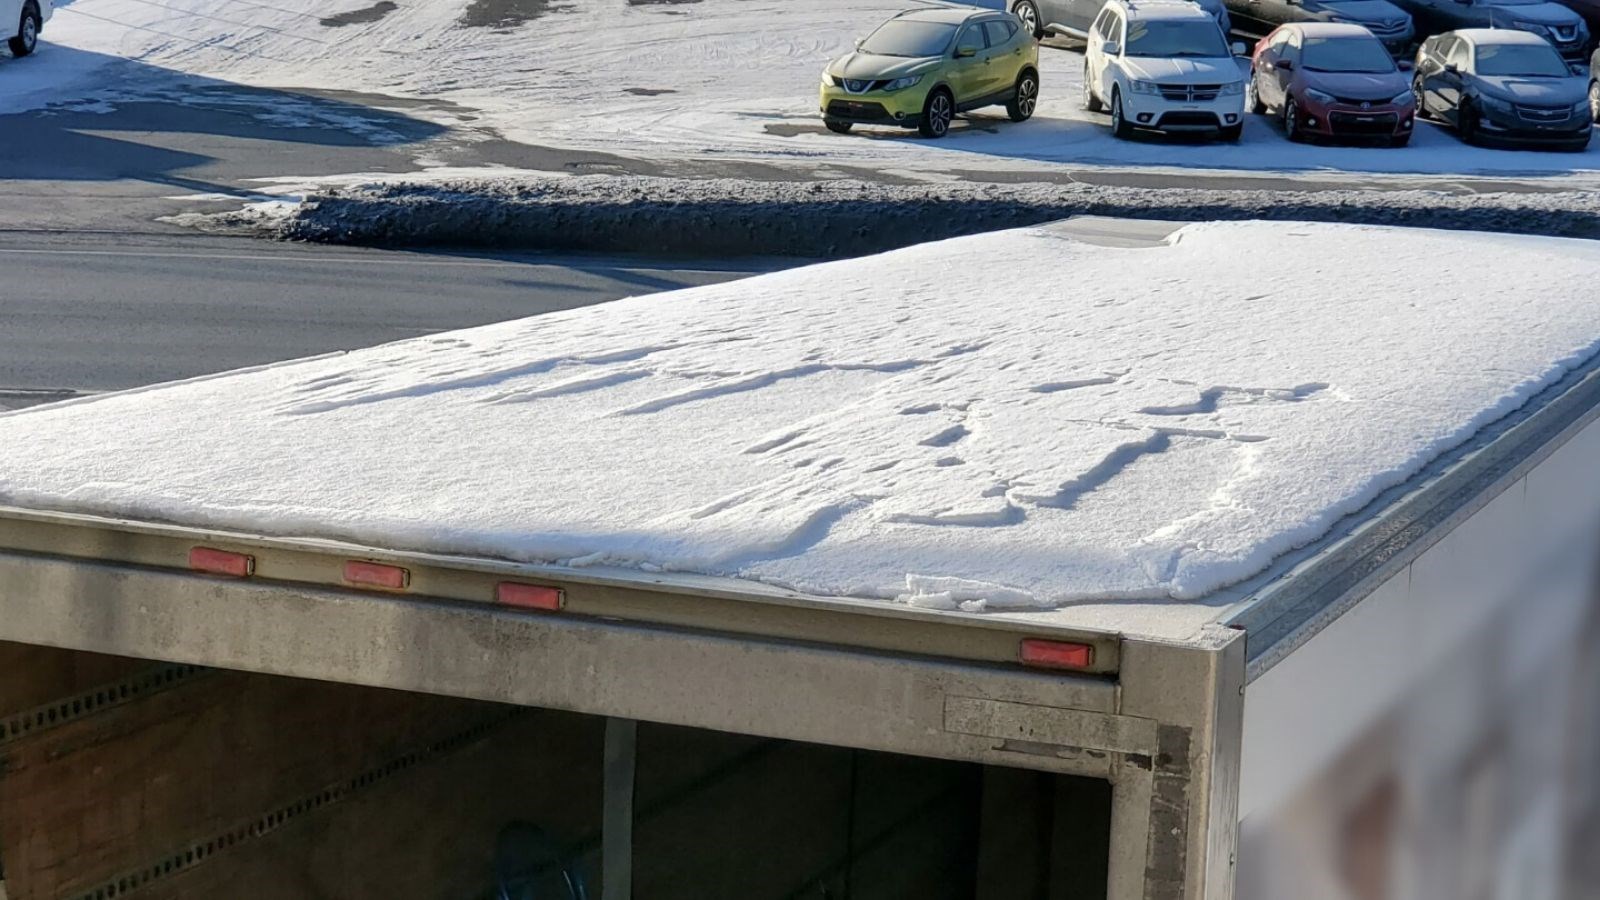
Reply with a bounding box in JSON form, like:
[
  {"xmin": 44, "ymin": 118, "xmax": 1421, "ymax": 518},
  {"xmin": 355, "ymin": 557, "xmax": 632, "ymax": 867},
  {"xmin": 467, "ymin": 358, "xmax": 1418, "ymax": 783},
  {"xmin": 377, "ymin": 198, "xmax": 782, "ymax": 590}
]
[
  {"xmin": 1007, "ymin": 69, "xmax": 1039, "ymax": 122},
  {"xmin": 1458, "ymin": 101, "xmax": 1479, "ymax": 145},
  {"xmin": 1412, "ymin": 77, "xmax": 1429, "ymax": 120},
  {"xmin": 824, "ymin": 119, "xmax": 853, "ymax": 134},
  {"xmin": 1084, "ymin": 62, "xmax": 1103, "ymax": 112},
  {"xmin": 1219, "ymin": 123, "xmax": 1243, "ymax": 142},
  {"xmin": 919, "ymin": 88, "xmax": 954, "ymax": 138},
  {"xmin": 1013, "ymin": 0, "xmax": 1045, "ymax": 40},
  {"xmin": 8, "ymin": 2, "xmax": 40, "ymax": 58},
  {"xmin": 1246, "ymin": 73, "xmax": 1264, "ymax": 114},
  {"xmin": 1284, "ymin": 97, "xmax": 1304, "ymax": 142},
  {"xmin": 1110, "ymin": 88, "xmax": 1134, "ymax": 139}
]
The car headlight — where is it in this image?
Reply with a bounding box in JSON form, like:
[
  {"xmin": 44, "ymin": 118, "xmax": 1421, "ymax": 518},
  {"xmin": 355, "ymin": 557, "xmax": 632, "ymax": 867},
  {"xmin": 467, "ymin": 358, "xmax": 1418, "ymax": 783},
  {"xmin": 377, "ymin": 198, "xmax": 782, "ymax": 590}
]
[
  {"xmin": 1129, "ymin": 80, "xmax": 1161, "ymax": 95},
  {"xmin": 1304, "ymin": 88, "xmax": 1336, "ymax": 104},
  {"xmin": 1510, "ymin": 20, "xmax": 1549, "ymax": 35},
  {"xmin": 1392, "ymin": 90, "xmax": 1415, "ymax": 105},
  {"xmin": 1478, "ymin": 94, "xmax": 1514, "ymax": 114},
  {"xmin": 822, "ymin": 70, "xmax": 837, "ymax": 87},
  {"xmin": 1220, "ymin": 81, "xmax": 1244, "ymax": 96},
  {"xmin": 1574, "ymin": 100, "xmax": 1590, "ymax": 116},
  {"xmin": 882, "ymin": 75, "xmax": 923, "ymax": 92}
]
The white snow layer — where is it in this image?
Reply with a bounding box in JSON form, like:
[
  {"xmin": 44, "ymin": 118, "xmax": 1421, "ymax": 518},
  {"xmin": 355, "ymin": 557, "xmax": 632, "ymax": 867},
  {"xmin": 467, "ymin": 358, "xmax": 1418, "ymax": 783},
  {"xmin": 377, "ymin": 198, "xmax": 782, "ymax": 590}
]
[{"xmin": 5, "ymin": 221, "xmax": 1600, "ymax": 612}]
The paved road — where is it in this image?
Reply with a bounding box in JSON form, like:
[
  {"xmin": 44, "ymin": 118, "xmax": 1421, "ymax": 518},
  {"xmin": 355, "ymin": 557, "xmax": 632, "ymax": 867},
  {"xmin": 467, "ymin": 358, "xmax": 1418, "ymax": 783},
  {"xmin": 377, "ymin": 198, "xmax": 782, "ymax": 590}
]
[{"xmin": 0, "ymin": 232, "xmax": 764, "ymax": 407}]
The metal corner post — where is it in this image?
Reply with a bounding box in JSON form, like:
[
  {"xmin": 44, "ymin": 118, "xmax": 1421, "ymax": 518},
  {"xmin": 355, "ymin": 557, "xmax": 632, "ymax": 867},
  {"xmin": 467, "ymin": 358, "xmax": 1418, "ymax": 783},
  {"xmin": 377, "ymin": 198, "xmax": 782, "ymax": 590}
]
[{"xmin": 1107, "ymin": 626, "xmax": 1247, "ymax": 900}]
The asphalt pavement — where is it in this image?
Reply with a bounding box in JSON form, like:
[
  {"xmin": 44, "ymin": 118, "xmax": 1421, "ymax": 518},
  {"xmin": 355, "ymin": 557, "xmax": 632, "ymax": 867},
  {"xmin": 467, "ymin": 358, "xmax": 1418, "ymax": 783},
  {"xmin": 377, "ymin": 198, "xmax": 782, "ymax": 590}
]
[{"xmin": 0, "ymin": 232, "xmax": 764, "ymax": 407}]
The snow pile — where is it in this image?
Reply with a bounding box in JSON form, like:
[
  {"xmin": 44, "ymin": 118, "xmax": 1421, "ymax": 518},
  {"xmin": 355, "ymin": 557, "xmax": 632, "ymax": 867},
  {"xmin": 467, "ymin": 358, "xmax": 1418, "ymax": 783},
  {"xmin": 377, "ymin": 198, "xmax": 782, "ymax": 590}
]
[
  {"xmin": 13, "ymin": 0, "xmax": 1600, "ymax": 183},
  {"xmin": 185, "ymin": 173, "xmax": 1600, "ymax": 255},
  {"xmin": 4, "ymin": 222, "xmax": 1600, "ymax": 611}
]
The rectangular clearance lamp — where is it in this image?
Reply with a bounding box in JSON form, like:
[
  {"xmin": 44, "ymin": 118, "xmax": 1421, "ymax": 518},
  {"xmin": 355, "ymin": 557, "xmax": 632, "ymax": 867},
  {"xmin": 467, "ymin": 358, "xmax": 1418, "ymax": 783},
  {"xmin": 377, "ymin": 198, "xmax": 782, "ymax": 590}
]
[
  {"xmin": 496, "ymin": 582, "xmax": 565, "ymax": 612},
  {"xmin": 343, "ymin": 560, "xmax": 410, "ymax": 590},
  {"xmin": 189, "ymin": 547, "xmax": 255, "ymax": 578},
  {"xmin": 1019, "ymin": 638, "xmax": 1095, "ymax": 671}
]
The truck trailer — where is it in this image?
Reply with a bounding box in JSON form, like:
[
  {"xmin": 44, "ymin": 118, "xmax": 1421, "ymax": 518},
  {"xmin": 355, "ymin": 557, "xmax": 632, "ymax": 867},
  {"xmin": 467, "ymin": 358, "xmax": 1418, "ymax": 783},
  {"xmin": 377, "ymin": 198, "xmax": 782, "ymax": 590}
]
[{"xmin": 0, "ymin": 219, "xmax": 1595, "ymax": 900}]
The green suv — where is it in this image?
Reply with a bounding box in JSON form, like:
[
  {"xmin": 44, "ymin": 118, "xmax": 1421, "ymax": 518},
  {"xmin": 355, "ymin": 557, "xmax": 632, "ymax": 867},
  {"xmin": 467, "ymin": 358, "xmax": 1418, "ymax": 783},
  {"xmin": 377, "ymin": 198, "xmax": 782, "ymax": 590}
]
[{"xmin": 820, "ymin": 8, "xmax": 1041, "ymax": 138}]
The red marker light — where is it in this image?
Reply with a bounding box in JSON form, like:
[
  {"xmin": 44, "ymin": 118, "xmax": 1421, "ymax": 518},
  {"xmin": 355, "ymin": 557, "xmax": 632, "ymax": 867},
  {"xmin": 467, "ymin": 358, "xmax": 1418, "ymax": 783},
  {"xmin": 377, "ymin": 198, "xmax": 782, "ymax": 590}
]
[
  {"xmin": 496, "ymin": 582, "xmax": 565, "ymax": 612},
  {"xmin": 343, "ymin": 561, "xmax": 410, "ymax": 590},
  {"xmin": 1019, "ymin": 639, "xmax": 1095, "ymax": 671},
  {"xmin": 189, "ymin": 547, "xmax": 254, "ymax": 578}
]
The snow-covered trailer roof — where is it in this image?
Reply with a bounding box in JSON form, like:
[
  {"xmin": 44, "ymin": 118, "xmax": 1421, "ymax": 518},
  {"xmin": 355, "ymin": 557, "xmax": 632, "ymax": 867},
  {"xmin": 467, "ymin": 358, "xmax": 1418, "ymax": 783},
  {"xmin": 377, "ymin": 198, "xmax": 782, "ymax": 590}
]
[{"xmin": 3, "ymin": 221, "xmax": 1600, "ymax": 659}]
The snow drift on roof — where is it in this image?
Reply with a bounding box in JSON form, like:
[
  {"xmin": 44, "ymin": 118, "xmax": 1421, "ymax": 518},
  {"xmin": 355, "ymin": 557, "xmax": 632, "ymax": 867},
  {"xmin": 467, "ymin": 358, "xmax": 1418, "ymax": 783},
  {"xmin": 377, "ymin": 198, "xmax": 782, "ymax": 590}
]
[{"xmin": 4, "ymin": 222, "xmax": 1600, "ymax": 612}]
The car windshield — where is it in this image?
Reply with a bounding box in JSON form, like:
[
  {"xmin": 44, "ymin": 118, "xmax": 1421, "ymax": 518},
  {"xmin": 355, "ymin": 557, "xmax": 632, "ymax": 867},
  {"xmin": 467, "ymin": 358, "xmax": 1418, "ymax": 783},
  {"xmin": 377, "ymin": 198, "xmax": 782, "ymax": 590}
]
[
  {"xmin": 1475, "ymin": 42, "xmax": 1570, "ymax": 76},
  {"xmin": 1482, "ymin": 0, "xmax": 1543, "ymax": 6},
  {"xmin": 859, "ymin": 20, "xmax": 958, "ymax": 57},
  {"xmin": 1302, "ymin": 36, "xmax": 1397, "ymax": 73},
  {"xmin": 1124, "ymin": 20, "xmax": 1229, "ymax": 58}
]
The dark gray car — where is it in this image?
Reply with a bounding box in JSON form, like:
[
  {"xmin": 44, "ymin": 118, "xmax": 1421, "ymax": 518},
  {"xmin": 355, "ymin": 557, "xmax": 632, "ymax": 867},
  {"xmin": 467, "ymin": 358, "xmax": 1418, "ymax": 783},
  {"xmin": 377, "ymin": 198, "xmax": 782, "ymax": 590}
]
[
  {"xmin": 1227, "ymin": 0, "xmax": 1415, "ymax": 54},
  {"xmin": 1392, "ymin": 0, "xmax": 1589, "ymax": 60},
  {"xmin": 1414, "ymin": 28, "xmax": 1591, "ymax": 146}
]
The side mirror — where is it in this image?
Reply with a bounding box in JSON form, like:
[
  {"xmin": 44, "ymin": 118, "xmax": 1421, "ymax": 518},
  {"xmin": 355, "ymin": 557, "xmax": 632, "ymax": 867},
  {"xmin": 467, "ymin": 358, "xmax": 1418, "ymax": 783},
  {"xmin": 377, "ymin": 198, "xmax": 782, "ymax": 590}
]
[
  {"xmin": 1444, "ymin": 62, "xmax": 1460, "ymax": 74},
  {"xmin": 1398, "ymin": 59, "xmax": 1415, "ymax": 71},
  {"xmin": 1573, "ymin": 63, "xmax": 1587, "ymax": 75},
  {"xmin": 855, "ymin": 38, "xmax": 864, "ymax": 50},
  {"xmin": 1277, "ymin": 58, "xmax": 1294, "ymax": 70},
  {"xmin": 1232, "ymin": 41, "xmax": 1248, "ymax": 56},
  {"xmin": 955, "ymin": 44, "xmax": 979, "ymax": 58},
  {"xmin": 1100, "ymin": 39, "xmax": 1119, "ymax": 55}
]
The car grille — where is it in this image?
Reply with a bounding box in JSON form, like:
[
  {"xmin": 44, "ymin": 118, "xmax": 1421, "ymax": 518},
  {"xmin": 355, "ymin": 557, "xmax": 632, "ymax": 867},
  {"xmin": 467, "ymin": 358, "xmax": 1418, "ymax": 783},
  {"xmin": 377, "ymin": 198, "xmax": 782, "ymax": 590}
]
[
  {"xmin": 826, "ymin": 100, "xmax": 890, "ymax": 120},
  {"xmin": 1329, "ymin": 111, "xmax": 1399, "ymax": 134},
  {"xmin": 1331, "ymin": 95, "xmax": 1396, "ymax": 106},
  {"xmin": 1516, "ymin": 104, "xmax": 1574, "ymax": 123},
  {"xmin": 834, "ymin": 76, "xmax": 890, "ymax": 94},
  {"xmin": 1158, "ymin": 84, "xmax": 1221, "ymax": 102},
  {"xmin": 1365, "ymin": 19, "xmax": 1409, "ymax": 37}
]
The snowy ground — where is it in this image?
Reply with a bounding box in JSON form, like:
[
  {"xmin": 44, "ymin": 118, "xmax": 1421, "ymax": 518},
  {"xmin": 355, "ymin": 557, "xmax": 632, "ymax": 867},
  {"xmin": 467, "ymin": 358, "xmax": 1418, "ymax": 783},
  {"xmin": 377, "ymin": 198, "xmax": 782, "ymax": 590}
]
[
  {"xmin": 4, "ymin": 221, "xmax": 1600, "ymax": 613},
  {"xmin": 9, "ymin": 0, "xmax": 1600, "ymax": 186}
]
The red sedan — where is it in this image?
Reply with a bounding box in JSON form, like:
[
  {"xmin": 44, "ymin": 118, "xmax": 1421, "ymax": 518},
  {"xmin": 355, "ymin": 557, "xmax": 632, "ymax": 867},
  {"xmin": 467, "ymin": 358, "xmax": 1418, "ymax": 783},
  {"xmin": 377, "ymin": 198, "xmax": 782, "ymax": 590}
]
[{"xmin": 1248, "ymin": 23, "xmax": 1418, "ymax": 146}]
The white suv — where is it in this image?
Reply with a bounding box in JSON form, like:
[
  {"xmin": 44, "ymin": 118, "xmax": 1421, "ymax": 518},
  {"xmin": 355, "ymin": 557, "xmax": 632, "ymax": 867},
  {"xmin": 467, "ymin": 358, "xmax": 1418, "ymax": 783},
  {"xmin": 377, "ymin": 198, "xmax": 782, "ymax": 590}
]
[
  {"xmin": 4, "ymin": 0, "xmax": 50, "ymax": 58},
  {"xmin": 1083, "ymin": 0, "xmax": 1247, "ymax": 141}
]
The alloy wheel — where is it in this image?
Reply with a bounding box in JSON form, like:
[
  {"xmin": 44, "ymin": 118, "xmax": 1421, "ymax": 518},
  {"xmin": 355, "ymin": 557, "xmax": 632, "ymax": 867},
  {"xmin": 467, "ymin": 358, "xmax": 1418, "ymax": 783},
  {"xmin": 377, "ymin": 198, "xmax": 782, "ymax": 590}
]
[
  {"xmin": 1016, "ymin": 2, "xmax": 1039, "ymax": 37},
  {"xmin": 1590, "ymin": 81, "xmax": 1600, "ymax": 124},
  {"xmin": 929, "ymin": 92, "xmax": 952, "ymax": 136},
  {"xmin": 1016, "ymin": 76, "xmax": 1037, "ymax": 118},
  {"xmin": 1285, "ymin": 98, "xmax": 1300, "ymax": 141},
  {"xmin": 21, "ymin": 15, "xmax": 36, "ymax": 51}
]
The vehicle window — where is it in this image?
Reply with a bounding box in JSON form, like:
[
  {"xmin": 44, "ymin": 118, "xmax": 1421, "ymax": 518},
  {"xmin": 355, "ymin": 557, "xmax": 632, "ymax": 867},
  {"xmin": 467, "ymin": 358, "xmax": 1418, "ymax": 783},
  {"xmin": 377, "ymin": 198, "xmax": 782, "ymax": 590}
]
[
  {"xmin": 1446, "ymin": 40, "xmax": 1472, "ymax": 70},
  {"xmin": 1091, "ymin": 7, "xmax": 1113, "ymax": 39},
  {"xmin": 1124, "ymin": 19, "xmax": 1229, "ymax": 58},
  {"xmin": 1430, "ymin": 36, "xmax": 1456, "ymax": 62},
  {"xmin": 1475, "ymin": 42, "xmax": 1570, "ymax": 75},
  {"xmin": 1301, "ymin": 35, "xmax": 1398, "ymax": 73},
  {"xmin": 858, "ymin": 20, "xmax": 959, "ymax": 57},
  {"xmin": 956, "ymin": 23, "xmax": 988, "ymax": 52},
  {"xmin": 984, "ymin": 21, "xmax": 1013, "ymax": 47},
  {"xmin": 1266, "ymin": 29, "xmax": 1292, "ymax": 53},
  {"xmin": 1107, "ymin": 12, "xmax": 1124, "ymax": 52}
]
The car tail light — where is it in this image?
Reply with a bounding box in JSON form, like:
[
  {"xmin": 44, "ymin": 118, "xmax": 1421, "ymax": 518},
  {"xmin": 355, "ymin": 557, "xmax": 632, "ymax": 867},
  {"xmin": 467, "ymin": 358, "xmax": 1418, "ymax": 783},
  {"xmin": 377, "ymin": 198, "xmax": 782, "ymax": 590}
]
[{"xmin": 1019, "ymin": 639, "xmax": 1095, "ymax": 671}]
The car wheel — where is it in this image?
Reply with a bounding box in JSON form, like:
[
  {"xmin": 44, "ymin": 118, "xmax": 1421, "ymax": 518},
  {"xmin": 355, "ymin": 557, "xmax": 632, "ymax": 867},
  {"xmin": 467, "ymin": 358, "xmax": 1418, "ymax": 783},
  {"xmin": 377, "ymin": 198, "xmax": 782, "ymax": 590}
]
[
  {"xmin": 8, "ymin": 2, "xmax": 40, "ymax": 58},
  {"xmin": 1014, "ymin": 1, "xmax": 1044, "ymax": 40},
  {"xmin": 1084, "ymin": 62, "xmax": 1103, "ymax": 112},
  {"xmin": 1246, "ymin": 74, "xmax": 1264, "ymax": 115},
  {"xmin": 1412, "ymin": 77, "xmax": 1429, "ymax": 120},
  {"xmin": 1458, "ymin": 101, "xmax": 1479, "ymax": 145},
  {"xmin": 1284, "ymin": 97, "xmax": 1304, "ymax": 142},
  {"xmin": 1007, "ymin": 69, "xmax": 1039, "ymax": 122},
  {"xmin": 919, "ymin": 88, "xmax": 954, "ymax": 138},
  {"xmin": 1110, "ymin": 88, "xmax": 1134, "ymax": 139},
  {"xmin": 1220, "ymin": 123, "xmax": 1243, "ymax": 142},
  {"xmin": 824, "ymin": 119, "xmax": 853, "ymax": 134},
  {"xmin": 1589, "ymin": 80, "xmax": 1600, "ymax": 123}
]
